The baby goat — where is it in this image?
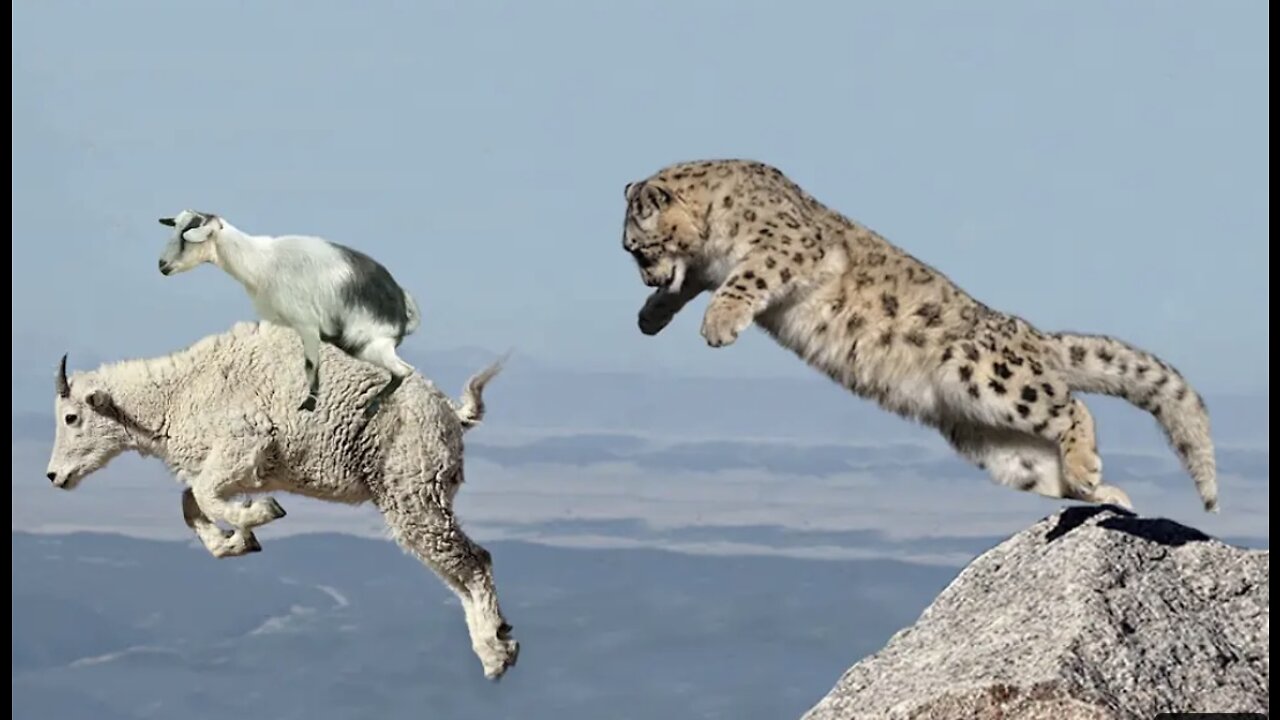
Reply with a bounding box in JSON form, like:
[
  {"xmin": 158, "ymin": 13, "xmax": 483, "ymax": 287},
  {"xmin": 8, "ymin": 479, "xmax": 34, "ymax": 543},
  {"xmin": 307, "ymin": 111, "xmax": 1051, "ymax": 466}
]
[{"xmin": 157, "ymin": 210, "xmax": 421, "ymax": 417}]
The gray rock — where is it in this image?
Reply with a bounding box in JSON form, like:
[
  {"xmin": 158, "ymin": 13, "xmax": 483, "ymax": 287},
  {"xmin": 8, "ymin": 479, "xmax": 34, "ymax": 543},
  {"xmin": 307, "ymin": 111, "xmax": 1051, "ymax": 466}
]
[{"xmin": 802, "ymin": 506, "xmax": 1269, "ymax": 720}]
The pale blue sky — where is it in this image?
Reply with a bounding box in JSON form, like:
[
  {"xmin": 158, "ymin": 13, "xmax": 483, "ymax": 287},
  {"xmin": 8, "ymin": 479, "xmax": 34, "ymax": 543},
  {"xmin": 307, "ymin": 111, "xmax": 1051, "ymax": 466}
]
[{"xmin": 12, "ymin": 1, "xmax": 1268, "ymax": 393}]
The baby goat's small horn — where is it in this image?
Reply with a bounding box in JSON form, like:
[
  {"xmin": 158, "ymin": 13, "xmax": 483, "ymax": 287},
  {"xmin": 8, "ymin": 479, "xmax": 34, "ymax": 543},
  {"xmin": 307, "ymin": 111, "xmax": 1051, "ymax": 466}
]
[
  {"xmin": 55, "ymin": 354, "xmax": 70, "ymax": 398},
  {"xmin": 158, "ymin": 217, "xmax": 176, "ymax": 227}
]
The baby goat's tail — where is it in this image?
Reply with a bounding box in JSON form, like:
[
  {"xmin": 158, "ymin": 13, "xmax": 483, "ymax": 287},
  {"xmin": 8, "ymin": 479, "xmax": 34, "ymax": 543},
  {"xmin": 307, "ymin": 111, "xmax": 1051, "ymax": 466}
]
[
  {"xmin": 403, "ymin": 291, "xmax": 422, "ymax": 337},
  {"xmin": 454, "ymin": 353, "xmax": 509, "ymax": 431},
  {"xmin": 1048, "ymin": 332, "xmax": 1218, "ymax": 512}
]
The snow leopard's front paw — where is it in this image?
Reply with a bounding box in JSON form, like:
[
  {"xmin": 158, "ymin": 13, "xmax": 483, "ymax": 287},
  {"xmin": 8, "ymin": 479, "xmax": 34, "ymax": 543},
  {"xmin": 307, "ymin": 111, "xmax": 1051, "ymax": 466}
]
[{"xmin": 701, "ymin": 298, "xmax": 752, "ymax": 348}]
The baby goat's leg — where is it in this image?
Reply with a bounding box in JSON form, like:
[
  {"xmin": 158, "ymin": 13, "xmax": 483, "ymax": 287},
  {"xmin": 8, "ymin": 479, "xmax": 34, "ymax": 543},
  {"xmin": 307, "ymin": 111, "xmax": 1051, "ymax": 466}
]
[
  {"xmin": 181, "ymin": 487, "xmax": 261, "ymax": 558},
  {"xmin": 297, "ymin": 327, "xmax": 323, "ymax": 412},
  {"xmin": 357, "ymin": 337, "xmax": 416, "ymax": 418}
]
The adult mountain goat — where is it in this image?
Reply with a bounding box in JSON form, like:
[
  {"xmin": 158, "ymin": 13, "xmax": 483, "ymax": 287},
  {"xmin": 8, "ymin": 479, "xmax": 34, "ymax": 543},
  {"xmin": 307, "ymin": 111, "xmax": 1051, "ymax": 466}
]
[{"xmin": 44, "ymin": 322, "xmax": 518, "ymax": 679}]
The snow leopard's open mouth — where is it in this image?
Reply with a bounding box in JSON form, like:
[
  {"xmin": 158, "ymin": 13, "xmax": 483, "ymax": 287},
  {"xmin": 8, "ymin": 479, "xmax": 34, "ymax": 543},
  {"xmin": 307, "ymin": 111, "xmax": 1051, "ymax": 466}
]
[
  {"xmin": 641, "ymin": 258, "xmax": 688, "ymax": 293},
  {"xmin": 667, "ymin": 260, "xmax": 687, "ymax": 294}
]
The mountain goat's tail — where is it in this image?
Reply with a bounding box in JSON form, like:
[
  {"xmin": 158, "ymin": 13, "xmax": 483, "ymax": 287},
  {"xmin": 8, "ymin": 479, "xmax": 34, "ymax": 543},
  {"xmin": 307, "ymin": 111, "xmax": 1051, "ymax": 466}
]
[
  {"xmin": 1049, "ymin": 332, "xmax": 1218, "ymax": 512},
  {"xmin": 454, "ymin": 353, "xmax": 509, "ymax": 431}
]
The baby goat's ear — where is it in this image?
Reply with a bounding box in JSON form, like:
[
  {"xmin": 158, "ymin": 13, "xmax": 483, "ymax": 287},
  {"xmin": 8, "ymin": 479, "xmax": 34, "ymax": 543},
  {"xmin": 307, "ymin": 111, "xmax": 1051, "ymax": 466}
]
[{"xmin": 181, "ymin": 220, "xmax": 217, "ymax": 244}]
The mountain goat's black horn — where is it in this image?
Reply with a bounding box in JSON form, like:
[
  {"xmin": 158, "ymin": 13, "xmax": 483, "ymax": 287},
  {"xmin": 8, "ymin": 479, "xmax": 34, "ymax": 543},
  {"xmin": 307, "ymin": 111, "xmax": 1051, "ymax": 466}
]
[
  {"xmin": 56, "ymin": 354, "xmax": 70, "ymax": 398},
  {"xmin": 158, "ymin": 217, "xmax": 176, "ymax": 227}
]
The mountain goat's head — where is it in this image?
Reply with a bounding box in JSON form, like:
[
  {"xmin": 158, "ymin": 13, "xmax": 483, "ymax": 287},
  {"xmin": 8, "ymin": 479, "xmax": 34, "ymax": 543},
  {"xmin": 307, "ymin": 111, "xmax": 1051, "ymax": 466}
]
[
  {"xmin": 157, "ymin": 210, "xmax": 223, "ymax": 276},
  {"xmin": 45, "ymin": 355, "xmax": 132, "ymax": 490}
]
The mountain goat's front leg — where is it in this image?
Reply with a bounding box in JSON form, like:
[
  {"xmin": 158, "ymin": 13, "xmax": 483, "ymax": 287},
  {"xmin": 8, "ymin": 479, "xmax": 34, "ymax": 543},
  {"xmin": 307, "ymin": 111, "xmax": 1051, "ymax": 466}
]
[
  {"xmin": 373, "ymin": 470, "xmax": 518, "ymax": 680},
  {"xmin": 701, "ymin": 249, "xmax": 802, "ymax": 347},
  {"xmin": 188, "ymin": 437, "xmax": 287, "ymax": 544},
  {"xmin": 181, "ymin": 488, "xmax": 261, "ymax": 558}
]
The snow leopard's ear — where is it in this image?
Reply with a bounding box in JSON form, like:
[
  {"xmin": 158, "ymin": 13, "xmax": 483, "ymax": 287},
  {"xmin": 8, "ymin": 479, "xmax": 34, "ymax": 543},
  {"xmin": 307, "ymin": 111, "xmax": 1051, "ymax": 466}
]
[
  {"xmin": 628, "ymin": 180, "xmax": 678, "ymax": 220},
  {"xmin": 642, "ymin": 183, "xmax": 675, "ymax": 209}
]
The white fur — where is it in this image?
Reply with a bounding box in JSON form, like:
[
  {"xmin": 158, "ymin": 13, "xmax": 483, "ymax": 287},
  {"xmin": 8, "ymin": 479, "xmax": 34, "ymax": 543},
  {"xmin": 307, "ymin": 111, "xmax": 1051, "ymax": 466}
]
[
  {"xmin": 44, "ymin": 322, "xmax": 517, "ymax": 679},
  {"xmin": 157, "ymin": 210, "xmax": 421, "ymax": 413}
]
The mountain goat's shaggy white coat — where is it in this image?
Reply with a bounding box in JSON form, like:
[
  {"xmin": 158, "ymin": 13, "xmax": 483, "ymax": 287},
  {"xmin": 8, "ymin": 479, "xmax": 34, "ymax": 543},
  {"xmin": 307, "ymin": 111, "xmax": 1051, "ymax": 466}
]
[{"xmin": 44, "ymin": 322, "xmax": 517, "ymax": 679}]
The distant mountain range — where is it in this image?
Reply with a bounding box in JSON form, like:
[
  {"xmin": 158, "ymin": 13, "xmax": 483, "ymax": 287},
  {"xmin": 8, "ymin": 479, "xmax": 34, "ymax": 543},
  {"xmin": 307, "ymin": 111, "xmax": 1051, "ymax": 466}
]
[{"xmin": 13, "ymin": 531, "xmax": 955, "ymax": 720}]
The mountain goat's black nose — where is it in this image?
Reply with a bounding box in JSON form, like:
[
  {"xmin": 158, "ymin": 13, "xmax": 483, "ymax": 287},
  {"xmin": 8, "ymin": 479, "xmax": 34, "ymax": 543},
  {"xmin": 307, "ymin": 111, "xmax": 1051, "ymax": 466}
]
[
  {"xmin": 158, "ymin": 260, "xmax": 170, "ymax": 275},
  {"xmin": 46, "ymin": 471, "xmax": 57, "ymax": 482}
]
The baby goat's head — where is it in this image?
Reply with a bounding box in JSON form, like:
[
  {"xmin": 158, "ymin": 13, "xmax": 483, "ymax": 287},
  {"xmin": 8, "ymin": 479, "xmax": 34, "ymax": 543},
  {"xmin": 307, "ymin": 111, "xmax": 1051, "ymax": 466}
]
[
  {"xmin": 45, "ymin": 355, "xmax": 131, "ymax": 490},
  {"xmin": 157, "ymin": 210, "xmax": 223, "ymax": 276}
]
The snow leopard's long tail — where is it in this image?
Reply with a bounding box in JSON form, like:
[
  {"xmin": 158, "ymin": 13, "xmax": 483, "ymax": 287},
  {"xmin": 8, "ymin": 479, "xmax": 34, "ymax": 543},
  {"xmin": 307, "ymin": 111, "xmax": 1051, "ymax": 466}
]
[{"xmin": 1048, "ymin": 332, "xmax": 1218, "ymax": 512}]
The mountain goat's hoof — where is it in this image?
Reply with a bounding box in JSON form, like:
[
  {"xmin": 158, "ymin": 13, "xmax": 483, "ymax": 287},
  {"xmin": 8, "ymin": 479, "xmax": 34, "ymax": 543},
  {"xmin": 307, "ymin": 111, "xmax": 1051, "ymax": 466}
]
[
  {"xmin": 498, "ymin": 622, "xmax": 513, "ymax": 639},
  {"xmin": 261, "ymin": 497, "xmax": 287, "ymax": 520},
  {"xmin": 477, "ymin": 636, "xmax": 520, "ymax": 681},
  {"xmin": 298, "ymin": 396, "xmax": 317, "ymax": 412},
  {"xmin": 243, "ymin": 534, "xmax": 263, "ymax": 553},
  {"xmin": 504, "ymin": 639, "xmax": 520, "ymax": 671}
]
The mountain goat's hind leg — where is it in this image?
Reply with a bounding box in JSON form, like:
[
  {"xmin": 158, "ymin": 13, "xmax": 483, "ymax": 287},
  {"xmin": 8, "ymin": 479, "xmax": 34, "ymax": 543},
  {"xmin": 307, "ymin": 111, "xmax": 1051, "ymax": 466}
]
[
  {"xmin": 373, "ymin": 466, "xmax": 518, "ymax": 680},
  {"xmin": 181, "ymin": 488, "xmax": 260, "ymax": 558}
]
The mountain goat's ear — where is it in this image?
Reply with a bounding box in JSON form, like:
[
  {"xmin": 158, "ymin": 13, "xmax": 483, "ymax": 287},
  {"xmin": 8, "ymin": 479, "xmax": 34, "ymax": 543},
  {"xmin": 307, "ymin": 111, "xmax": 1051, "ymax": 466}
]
[
  {"xmin": 158, "ymin": 217, "xmax": 176, "ymax": 227},
  {"xmin": 85, "ymin": 389, "xmax": 114, "ymax": 412}
]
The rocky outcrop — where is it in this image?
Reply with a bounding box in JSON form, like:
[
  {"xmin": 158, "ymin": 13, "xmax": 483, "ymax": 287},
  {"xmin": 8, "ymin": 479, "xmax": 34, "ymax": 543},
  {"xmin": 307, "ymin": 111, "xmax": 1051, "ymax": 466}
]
[{"xmin": 802, "ymin": 506, "xmax": 1269, "ymax": 720}]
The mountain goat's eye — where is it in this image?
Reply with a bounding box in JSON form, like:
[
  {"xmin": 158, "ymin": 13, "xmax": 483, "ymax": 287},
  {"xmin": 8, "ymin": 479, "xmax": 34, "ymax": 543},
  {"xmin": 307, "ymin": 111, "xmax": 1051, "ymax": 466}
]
[{"xmin": 64, "ymin": 413, "xmax": 78, "ymax": 425}]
